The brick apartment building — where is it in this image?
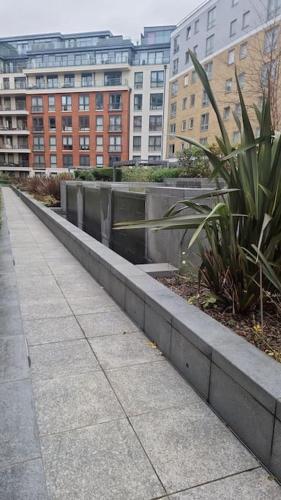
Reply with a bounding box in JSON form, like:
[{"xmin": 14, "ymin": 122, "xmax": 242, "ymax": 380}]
[
  {"xmin": 0, "ymin": 26, "xmax": 174, "ymax": 175},
  {"xmin": 168, "ymin": 0, "xmax": 281, "ymax": 157}
]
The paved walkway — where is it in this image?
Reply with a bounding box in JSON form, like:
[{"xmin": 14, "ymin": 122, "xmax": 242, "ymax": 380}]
[{"xmin": 1, "ymin": 187, "xmax": 281, "ymax": 500}]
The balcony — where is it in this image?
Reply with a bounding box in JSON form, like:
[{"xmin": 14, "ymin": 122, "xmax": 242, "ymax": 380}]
[
  {"xmin": 0, "ymin": 107, "xmax": 28, "ymax": 115},
  {"xmin": 109, "ymin": 106, "xmax": 122, "ymax": 112},
  {"xmin": 24, "ymin": 79, "xmax": 129, "ymax": 92},
  {"xmin": 0, "ymin": 127, "xmax": 29, "ymax": 135},
  {"xmin": 0, "ymin": 145, "xmax": 30, "ymax": 153}
]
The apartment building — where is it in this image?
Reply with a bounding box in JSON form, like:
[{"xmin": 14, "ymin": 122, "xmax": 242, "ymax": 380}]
[
  {"xmin": 168, "ymin": 0, "xmax": 281, "ymax": 157},
  {"xmin": 0, "ymin": 26, "xmax": 174, "ymax": 174}
]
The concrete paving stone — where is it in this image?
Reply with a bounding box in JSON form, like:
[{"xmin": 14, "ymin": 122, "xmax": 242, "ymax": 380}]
[
  {"xmin": 24, "ymin": 316, "xmax": 84, "ymax": 346},
  {"xmin": 0, "ymin": 336, "xmax": 29, "ymax": 383},
  {"xmin": 47, "ymin": 261, "xmax": 88, "ymax": 277},
  {"xmin": 68, "ymin": 295, "xmax": 120, "ymax": 315},
  {"xmin": 30, "ymin": 339, "xmax": 100, "ymax": 380},
  {"xmin": 41, "ymin": 419, "xmax": 165, "ymax": 500},
  {"xmin": 168, "ymin": 468, "xmax": 281, "ymax": 499},
  {"xmin": 0, "ymin": 313, "xmax": 23, "ymax": 337},
  {"xmin": 77, "ymin": 310, "xmax": 140, "ymax": 338},
  {"xmin": 130, "ymin": 405, "xmax": 257, "ymax": 493},
  {"xmin": 17, "ymin": 274, "xmax": 59, "ymax": 293},
  {"xmin": 89, "ymin": 331, "xmax": 163, "ymax": 370},
  {"xmin": 33, "ymin": 371, "xmax": 125, "ymax": 435},
  {"xmin": 0, "ymin": 380, "xmax": 41, "ymax": 468},
  {"xmin": 15, "ymin": 263, "xmax": 52, "ymax": 277},
  {"xmin": 0, "ymin": 459, "xmax": 48, "ymax": 500},
  {"xmin": 107, "ymin": 360, "xmax": 201, "ymax": 416},
  {"xmin": 20, "ymin": 298, "xmax": 72, "ymax": 321}
]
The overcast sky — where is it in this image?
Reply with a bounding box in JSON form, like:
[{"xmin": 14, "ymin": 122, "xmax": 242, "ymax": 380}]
[{"xmin": 0, "ymin": 0, "xmax": 202, "ymax": 40}]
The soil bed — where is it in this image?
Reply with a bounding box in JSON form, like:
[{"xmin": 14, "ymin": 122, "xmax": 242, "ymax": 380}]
[{"xmin": 157, "ymin": 274, "xmax": 281, "ymax": 363}]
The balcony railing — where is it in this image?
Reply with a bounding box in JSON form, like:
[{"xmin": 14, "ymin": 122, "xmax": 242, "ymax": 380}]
[{"xmin": 109, "ymin": 125, "xmax": 122, "ymax": 132}]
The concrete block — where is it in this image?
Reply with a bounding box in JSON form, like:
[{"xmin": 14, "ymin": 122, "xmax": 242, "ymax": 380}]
[
  {"xmin": 124, "ymin": 287, "xmax": 145, "ymax": 330},
  {"xmin": 144, "ymin": 303, "xmax": 171, "ymax": 356},
  {"xmin": 170, "ymin": 327, "xmax": 211, "ymax": 399},
  {"xmin": 209, "ymin": 364, "xmax": 274, "ymax": 465},
  {"xmin": 137, "ymin": 263, "xmax": 178, "ymax": 277},
  {"xmin": 270, "ymin": 417, "xmax": 281, "ymax": 481}
]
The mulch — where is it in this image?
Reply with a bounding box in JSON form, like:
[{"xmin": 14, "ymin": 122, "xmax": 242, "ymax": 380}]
[{"xmin": 157, "ymin": 274, "xmax": 281, "ymax": 363}]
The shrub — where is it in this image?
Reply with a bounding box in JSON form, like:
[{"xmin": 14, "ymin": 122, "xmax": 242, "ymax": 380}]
[
  {"xmin": 74, "ymin": 168, "xmax": 122, "ymax": 182},
  {"xmin": 17, "ymin": 173, "xmax": 73, "ymax": 204}
]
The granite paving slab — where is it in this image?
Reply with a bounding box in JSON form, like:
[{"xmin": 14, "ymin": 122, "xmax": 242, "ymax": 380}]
[{"xmin": 24, "ymin": 316, "xmax": 84, "ymax": 346}]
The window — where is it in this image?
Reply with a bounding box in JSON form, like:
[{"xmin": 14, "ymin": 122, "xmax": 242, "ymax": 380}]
[
  {"xmin": 109, "ymin": 136, "xmax": 121, "ymax": 152},
  {"xmin": 96, "ymin": 136, "xmax": 103, "ymax": 151},
  {"xmin": 15, "ymin": 77, "xmax": 26, "ymax": 89},
  {"xmin": 191, "ymin": 70, "xmax": 197, "ymax": 84},
  {"xmin": 96, "ymin": 155, "xmax": 103, "ymax": 166},
  {"xmin": 48, "ymin": 96, "xmax": 55, "ymax": 111},
  {"xmin": 33, "ymin": 136, "xmax": 44, "ymax": 151},
  {"xmin": 63, "ymin": 136, "xmax": 73, "ymax": 150},
  {"xmin": 32, "ymin": 97, "xmax": 43, "ymax": 113},
  {"xmin": 173, "ymin": 58, "xmax": 179, "ymax": 75},
  {"xmin": 80, "ymin": 155, "xmax": 90, "ymax": 167},
  {"xmin": 134, "ymin": 72, "xmax": 143, "ymax": 89},
  {"xmin": 169, "ymin": 144, "xmax": 175, "ymax": 157},
  {"xmin": 64, "ymin": 74, "xmax": 75, "ymax": 87},
  {"xmin": 109, "ymin": 94, "xmax": 122, "ymax": 110},
  {"xmin": 185, "ymin": 51, "xmax": 190, "ymax": 65},
  {"xmin": 170, "ymin": 102, "xmax": 177, "ymax": 117},
  {"xmin": 15, "ymin": 97, "xmax": 26, "ymax": 111},
  {"xmin": 200, "ymin": 138, "xmax": 208, "ymax": 145},
  {"xmin": 188, "ymin": 118, "xmax": 194, "ymax": 130},
  {"xmin": 264, "ymin": 27, "xmax": 279, "ymax": 53},
  {"xmin": 149, "ymin": 136, "xmax": 162, "ymax": 152},
  {"xmin": 50, "ymin": 155, "xmax": 57, "ymax": 167},
  {"xmin": 223, "ymin": 106, "xmax": 231, "ymax": 120},
  {"xmin": 81, "ymin": 73, "xmax": 93, "ymax": 87},
  {"xmin": 63, "ymin": 154, "xmax": 73, "ymax": 167},
  {"xmin": 62, "ymin": 116, "xmax": 72, "ymax": 131},
  {"xmin": 109, "ymin": 115, "xmax": 121, "ymax": 132},
  {"xmin": 202, "ymin": 90, "xmax": 209, "ymax": 107},
  {"xmin": 186, "ymin": 26, "xmax": 191, "ymax": 39},
  {"xmin": 133, "ymin": 136, "xmax": 141, "ymax": 151},
  {"xmin": 230, "ymin": 19, "xmax": 237, "ymax": 37},
  {"xmin": 149, "ymin": 116, "xmax": 162, "ymax": 131},
  {"xmin": 261, "ymin": 61, "xmax": 278, "ymax": 86},
  {"xmin": 171, "ymin": 81, "xmax": 178, "ymax": 97},
  {"xmin": 204, "ymin": 61, "xmax": 213, "ymax": 79},
  {"xmin": 33, "ymin": 154, "xmax": 45, "ymax": 167},
  {"xmin": 150, "ymin": 93, "xmax": 163, "ymax": 110},
  {"xmin": 228, "ymin": 49, "xmax": 235, "ymax": 65},
  {"xmin": 200, "ymin": 113, "xmax": 209, "ymax": 131},
  {"xmin": 206, "ymin": 35, "xmax": 215, "ymax": 56},
  {"xmin": 36, "ymin": 76, "xmax": 45, "ymax": 89},
  {"xmin": 225, "ymin": 78, "xmax": 233, "ymax": 92},
  {"xmin": 238, "ymin": 72, "xmax": 245, "ymax": 89},
  {"xmin": 181, "ymin": 120, "xmax": 187, "ymax": 131},
  {"xmin": 61, "ymin": 95, "xmax": 72, "ymax": 111},
  {"xmin": 232, "ymin": 131, "xmax": 240, "ymax": 145},
  {"xmin": 182, "ymin": 97, "xmax": 187, "ymax": 110},
  {"xmin": 240, "ymin": 42, "xmax": 248, "ymax": 59},
  {"xmin": 32, "ymin": 117, "xmax": 43, "ymax": 132},
  {"xmin": 49, "ymin": 117, "xmax": 56, "ymax": 131},
  {"xmin": 207, "ymin": 7, "xmax": 216, "ymax": 30},
  {"xmin": 173, "ymin": 36, "xmax": 180, "ymax": 54},
  {"xmin": 133, "ymin": 116, "xmax": 142, "ymax": 132},
  {"xmin": 184, "ymin": 75, "xmax": 189, "ymax": 86},
  {"xmin": 268, "ymin": 0, "xmax": 281, "ymax": 19},
  {"xmin": 79, "ymin": 95, "xmax": 89, "ymax": 111},
  {"xmin": 170, "ymin": 123, "xmax": 176, "ymax": 134},
  {"xmin": 80, "ymin": 136, "xmax": 90, "ymax": 150},
  {"xmin": 95, "ymin": 93, "xmax": 103, "ymax": 110},
  {"xmin": 194, "ymin": 19, "xmax": 199, "ymax": 33},
  {"xmin": 104, "ymin": 71, "xmax": 121, "ymax": 86},
  {"xmin": 79, "ymin": 116, "xmax": 89, "ymax": 130},
  {"xmin": 242, "ymin": 11, "xmax": 250, "ymax": 29},
  {"xmin": 96, "ymin": 116, "xmax": 104, "ymax": 131},
  {"xmin": 190, "ymin": 94, "xmax": 196, "ymax": 107},
  {"xmin": 235, "ymin": 103, "xmax": 242, "ymax": 115},
  {"xmin": 151, "ymin": 71, "xmax": 164, "ymax": 88},
  {"xmin": 47, "ymin": 75, "xmax": 58, "ymax": 88},
  {"xmin": 134, "ymin": 94, "xmax": 143, "ymax": 111},
  {"xmin": 49, "ymin": 136, "xmax": 56, "ymax": 151}
]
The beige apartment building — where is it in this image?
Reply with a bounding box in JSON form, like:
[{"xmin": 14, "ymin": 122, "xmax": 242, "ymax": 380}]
[{"xmin": 168, "ymin": 0, "xmax": 281, "ymax": 157}]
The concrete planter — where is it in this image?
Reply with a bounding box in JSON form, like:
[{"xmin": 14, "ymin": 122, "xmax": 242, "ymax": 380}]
[{"xmin": 14, "ymin": 187, "xmax": 281, "ymax": 483}]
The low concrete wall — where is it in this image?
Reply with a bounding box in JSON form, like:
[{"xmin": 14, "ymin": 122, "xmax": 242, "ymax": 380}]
[{"xmin": 14, "ymin": 187, "xmax": 281, "ymax": 483}]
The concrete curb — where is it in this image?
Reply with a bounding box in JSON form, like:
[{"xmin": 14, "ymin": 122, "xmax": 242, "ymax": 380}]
[{"xmin": 14, "ymin": 187, "xmax": 281, "ymax": 482}]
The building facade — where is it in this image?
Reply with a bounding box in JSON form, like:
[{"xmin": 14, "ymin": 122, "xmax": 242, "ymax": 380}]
[
  {"xmin": 168, "ymin": 0, "xmax": 281, "ymax": 157},
  {"xmin": 0, "ymin": 26, "xmax": 174, "ymax": 175}
]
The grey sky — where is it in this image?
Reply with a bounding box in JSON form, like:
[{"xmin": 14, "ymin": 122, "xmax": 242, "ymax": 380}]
[{"xmin": 1, "ymin": 0, "xmax": 202, "ymax": 40}]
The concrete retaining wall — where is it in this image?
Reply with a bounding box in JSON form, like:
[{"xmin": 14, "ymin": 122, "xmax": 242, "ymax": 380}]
[{"xmin": 15, "ymin": 187, "xmax": 281, "ymax": 483}]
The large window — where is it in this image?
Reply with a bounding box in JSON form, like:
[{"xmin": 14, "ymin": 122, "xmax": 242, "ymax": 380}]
[
  {"xmin": 151, "ymin": 71, "xmax": 164, "ymax": 88},
  {"xmin": 149, "ymin": 115, "xmax": 163, "ymax": 131},
  {"xmin": 95, "ymin": 93, "xmax": 103, "ymax": 110},
  {"xmin": 80, "ymin": 136, "xmax": 90, "ymax": 150},
  {"xmin": 134, "ymin": 72, "xmax": 143, "ymax": 89},
  {"xmin": 80, "ymin": 155, "xmax": 90, "ymax": 167},
  {"xmin": 64, "ymin": 73, "xmax": 75, "ymax": 87},
  {"xmin": 32, "ymin": 96, "xmax": 43, "ymax": 113},
  {"xmin": 96, "ymin": 116, "xmax": 104, "ymax": 131},
  {"xmin": 109, "ymin": 136, "xmax": 121, "ymax": 152},
  {"xmin": 48, "ymin": 96, "xmax": 55, "ymax": 111},
  {"xmin": 150, "ymin": 93, "xmax": 163, "ymax": 110},
  {"xmin": 230, "ymin": 19, "xmax": 237, "ymax": 37},
  {"xmin": 149, "ymin": 136, "xmax": 162, "ymax": 152},
  {"xmin": 104, "ymin": 71, "xmax": 122, "ymax": 86},
  {"xmin": 49, "ymin": 117, "xmax": 56, "ymax": 131},
  {"xmin": 79, "ymin": 95, "xmax": 89, "ymax": 111},
  {"xmin": 33, "ymin": 154, "xmax": 45, "ymax": 167},
  {"xmin": 109, "ymin": 115, "xmax": 121, "ymax": 132},
  {"xmin": 79, "ymin": 116, "xmax": 89, "ymax": 130},
  {"xmin": 96, "ymin": 136, "xmax": 103, "ymax": 151},
  {"xmin": 109, "ymin": 94, "xmax": 122, "ymax": 110},
  {"xmin": 62, "ymin": 136, "xmax": 73, "ymax": 150},
  {"xmin": 81, "ymin": 73, "xmax": 93, "ymax": 87},
  {"xmin": 63, "ymin": 154, "xmax": 73, "ymax": 167},
  {"xmin": 207, "ymin": 7, "xmax": 216, "ymax": 30},
  {"xmin": 49, "ymin": 136, "xmax": 56, "ymax": 151},
  {"xmin": 206, "ymin": 34, "xmax": 215, "ymax": 56},
  {"xmin": 133, "ymin": 116, "xmax": 142, "ymax": 132},
  {"xmin": 62, "ymin": 116, "xmax": 72, "ymax": 131},
  {"xmin": 61, "ymin": 95, "xmax": 72, "ymax": 111},
  {"xmin": 133, "ymin": 136, "xmax": 141, "ymax": 151},
  {"xmin": 200, "ymin": 113, "xmax": 209, "ymax": 131},
  {"xmin": 134, "ymin": 94, "xmax": 143, "ymax": 111},
  {"xmin": 33, "ymin": 136, "xmax": 44, "ymax": 151},
  {"xmin": 32, "ymin": 117, "xmax": 43, "ymax": 132},
  {"xmin": 47, "ymin": 75, "xmax": 58, "ymax": 88},
  {"xmin": 242, "ymin": 10, "xmax": 250, "ymax": 29}
]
